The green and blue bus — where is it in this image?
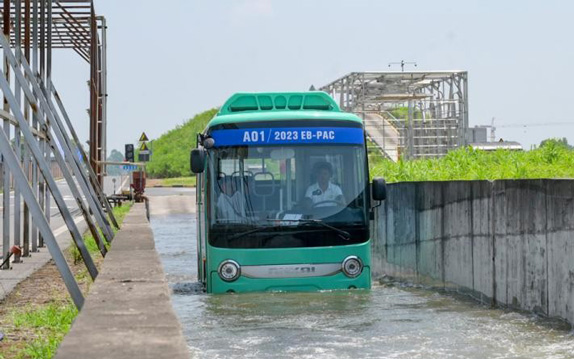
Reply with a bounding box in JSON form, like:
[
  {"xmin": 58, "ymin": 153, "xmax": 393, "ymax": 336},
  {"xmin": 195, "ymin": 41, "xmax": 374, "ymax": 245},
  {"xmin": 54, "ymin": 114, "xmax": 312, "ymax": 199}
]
[{"xmin": 191, "ymin": 92, "xmax": 386, "ymax": 294}]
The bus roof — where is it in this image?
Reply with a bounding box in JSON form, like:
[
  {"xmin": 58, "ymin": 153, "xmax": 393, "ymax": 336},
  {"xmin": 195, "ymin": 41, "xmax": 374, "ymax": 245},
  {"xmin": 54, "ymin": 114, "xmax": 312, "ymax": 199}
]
[{"xmin": 207, "ymin": 92, "xmax": 362, "ymax": 129}]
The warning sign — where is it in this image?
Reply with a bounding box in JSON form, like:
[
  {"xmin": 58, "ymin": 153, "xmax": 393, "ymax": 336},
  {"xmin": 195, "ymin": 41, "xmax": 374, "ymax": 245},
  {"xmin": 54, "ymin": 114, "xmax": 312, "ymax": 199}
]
[
  {"xmin": 137, "ymin": 131, "xmax": 150, "ymax": 162},
  {"xmin": 139, "ymin": 132, "xmax": 149, "ymax": 142}
]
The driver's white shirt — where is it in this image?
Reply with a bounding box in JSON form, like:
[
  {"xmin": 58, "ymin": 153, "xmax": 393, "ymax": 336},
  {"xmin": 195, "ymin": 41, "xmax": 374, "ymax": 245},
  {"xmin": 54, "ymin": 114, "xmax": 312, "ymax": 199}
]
[{"xmin": 305, "ymin": 182, "xmax": 343, "ymax": 206}]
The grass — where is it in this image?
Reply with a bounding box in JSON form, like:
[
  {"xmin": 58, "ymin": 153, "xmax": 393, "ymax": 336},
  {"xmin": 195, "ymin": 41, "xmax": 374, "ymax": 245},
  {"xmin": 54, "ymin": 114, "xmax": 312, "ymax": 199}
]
[
  {"xmin": 155, "ymin": 176, "xmax": 196, "ymax": 187},
  {"xmin": 369, "ymin": 139, "xmax": 574, "ymax": 183},
  {"xmin": 146, "ymin": 109, "xmax": 218, "ymax": 178},
  {"xmin": 2, "ymin": 203, "xmax": 134, "ymax": 358},
  {"xmin": 143, "ymin": 104, "xmax": 574, "ymax": 185},
  {"xmin": 8, "ymin": 303, "xmax": 77, "ymax": 359},
  {"xmin": 109, "ymin": 204, "xmax": 132, "ymax": 229},
  {"xmin": 69, "ymin": 203, "xmax": 133, "ymax": 264}
]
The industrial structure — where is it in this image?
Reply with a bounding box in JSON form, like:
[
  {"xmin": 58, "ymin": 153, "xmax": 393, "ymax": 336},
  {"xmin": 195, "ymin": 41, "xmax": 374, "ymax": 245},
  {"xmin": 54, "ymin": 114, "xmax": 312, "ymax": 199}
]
[
  {"xmin": 0, "ymin": 0, "xmax": 114, "ymax": 309},
  {"xmin": 320, "ymin": 71, "xmax": 469, "ymax": 160}
]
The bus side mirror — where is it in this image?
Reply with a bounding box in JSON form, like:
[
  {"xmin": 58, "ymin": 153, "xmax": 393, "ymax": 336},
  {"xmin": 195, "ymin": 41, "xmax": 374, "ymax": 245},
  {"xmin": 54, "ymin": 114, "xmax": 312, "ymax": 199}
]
[
  {"xmin": 371, "ymin": 178, "xmax": 387, "ymax": 201},
  {"xmin": 190, "ymin": 148, "xmax": 206, "ymax": 174}
]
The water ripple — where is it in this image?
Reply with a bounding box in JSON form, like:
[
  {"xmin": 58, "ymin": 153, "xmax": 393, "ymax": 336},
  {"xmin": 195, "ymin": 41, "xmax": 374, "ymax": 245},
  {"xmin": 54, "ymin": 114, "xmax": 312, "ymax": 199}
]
[{"xmin": 151, "ymin": 212, "xmax": 574, "ymax": 359}]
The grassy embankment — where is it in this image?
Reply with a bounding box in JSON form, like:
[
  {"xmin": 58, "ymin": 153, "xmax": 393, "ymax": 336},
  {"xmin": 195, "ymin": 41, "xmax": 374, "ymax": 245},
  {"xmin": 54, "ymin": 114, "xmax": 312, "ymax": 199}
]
[
  {"xmin": 0, "ymin": 204, "xmax": 132, "ymax": 359},
  {"xmin": 151, "ymin": 177, "xmax": 196, "ymax": 187},
  {"xmin": 145, "ymin": 108, "xmax": 574, "ymax": 184},
  {"xmin": 369, "ymin": 139, "xmax": 574, "ymax": 182},
  {"xmin": 145, "ymin": 108, "xmax": 218, "ymax": 186}
]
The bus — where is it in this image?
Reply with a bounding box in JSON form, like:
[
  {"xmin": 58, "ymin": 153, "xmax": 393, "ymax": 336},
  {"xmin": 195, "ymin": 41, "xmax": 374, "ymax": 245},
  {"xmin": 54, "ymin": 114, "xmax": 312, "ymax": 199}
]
[{"xmin": 191, "ymin": 92, "xmax": 386, "ymax": 294}]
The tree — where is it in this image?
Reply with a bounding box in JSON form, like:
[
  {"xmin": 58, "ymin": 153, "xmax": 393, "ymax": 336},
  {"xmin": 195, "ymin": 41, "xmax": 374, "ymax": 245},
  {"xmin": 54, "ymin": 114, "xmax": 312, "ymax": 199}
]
[
  {"xmin": 106, "ymin": 149, "xmax": 125, "ymax": 176},
  {"xmin": 539, "ymin": 137, "xmax": 572, "ymax": 149}
]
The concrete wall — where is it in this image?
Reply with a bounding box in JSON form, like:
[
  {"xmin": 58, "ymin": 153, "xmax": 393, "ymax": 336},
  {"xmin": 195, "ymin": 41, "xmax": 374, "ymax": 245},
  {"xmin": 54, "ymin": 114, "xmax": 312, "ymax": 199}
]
[
  {"xmin": 373, "ymin": 179, "xmax": 574, "ymax": 325},
  {"xmin": 56, "ymin": 204, "xmax": 189, "ymax": 359}
]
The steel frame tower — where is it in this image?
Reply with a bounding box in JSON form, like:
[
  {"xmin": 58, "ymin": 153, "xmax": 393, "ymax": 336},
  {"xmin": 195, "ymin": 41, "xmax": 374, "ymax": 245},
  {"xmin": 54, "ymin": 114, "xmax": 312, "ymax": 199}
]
[
  {"xmin": 321, "ymin": 71, "xmax": 469, "ymax": 160},
  {"xmin": 4, "ymin": 0, "xmax": 107, "ymax": 182}
]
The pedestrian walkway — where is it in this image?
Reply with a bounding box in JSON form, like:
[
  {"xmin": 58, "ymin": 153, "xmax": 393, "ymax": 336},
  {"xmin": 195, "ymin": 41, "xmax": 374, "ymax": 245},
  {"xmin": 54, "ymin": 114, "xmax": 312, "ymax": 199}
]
[{"xmin": 0, "ymin": 216, "xmax": 87, "ymax": 301}]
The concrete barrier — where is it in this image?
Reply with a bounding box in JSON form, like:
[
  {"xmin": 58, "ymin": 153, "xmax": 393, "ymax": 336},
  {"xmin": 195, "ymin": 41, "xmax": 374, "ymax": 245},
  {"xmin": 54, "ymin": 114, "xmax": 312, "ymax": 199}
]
[
  {"xmin": 373, "ymin": 179, "xmax": 574, "ymax": 325},
  {"xmin": 56, "ymin": 203, "xmax": 189, "ymax": 359}
]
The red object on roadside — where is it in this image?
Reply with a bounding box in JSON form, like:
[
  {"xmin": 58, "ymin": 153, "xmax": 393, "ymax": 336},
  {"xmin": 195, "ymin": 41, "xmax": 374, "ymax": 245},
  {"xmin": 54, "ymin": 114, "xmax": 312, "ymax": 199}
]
[
  {"xmin": 10, "ymin": 246, "xmax": 21, "ymax": 256},
  {"xmin": 1, "ymin": 246, "xmax": 21, "ymax": 269},
  {"xmin": 131, "ymin": 171, "xmax": 146, "ymax": 202}
]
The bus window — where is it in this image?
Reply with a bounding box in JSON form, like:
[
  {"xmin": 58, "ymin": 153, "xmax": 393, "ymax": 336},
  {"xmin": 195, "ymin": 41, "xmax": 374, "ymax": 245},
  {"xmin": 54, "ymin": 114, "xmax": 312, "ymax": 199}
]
[{"xmin": 207, "ymin": 145, "xmax": 368, "ymax": 249}]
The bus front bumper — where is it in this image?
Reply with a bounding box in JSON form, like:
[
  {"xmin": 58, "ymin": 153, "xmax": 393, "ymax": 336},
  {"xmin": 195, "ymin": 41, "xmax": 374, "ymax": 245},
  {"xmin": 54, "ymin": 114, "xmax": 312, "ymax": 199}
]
[{"xmin": 210, "ymin": 268, "xmax": 371, "ymax": 294}]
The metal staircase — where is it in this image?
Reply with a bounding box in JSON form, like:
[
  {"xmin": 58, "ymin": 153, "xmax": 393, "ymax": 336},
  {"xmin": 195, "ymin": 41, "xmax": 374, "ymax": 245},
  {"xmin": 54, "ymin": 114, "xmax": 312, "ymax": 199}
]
[{"xmin": 363, "ymin": 112, "xmax": 400, "ymax": 161}]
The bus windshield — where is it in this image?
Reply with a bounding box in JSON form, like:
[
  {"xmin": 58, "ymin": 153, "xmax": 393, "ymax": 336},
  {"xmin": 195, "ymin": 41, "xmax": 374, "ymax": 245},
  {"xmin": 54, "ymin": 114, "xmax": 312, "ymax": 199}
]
[{"xmin": 207, "ymin": 144, "xmax": 369, "ymax": 249}]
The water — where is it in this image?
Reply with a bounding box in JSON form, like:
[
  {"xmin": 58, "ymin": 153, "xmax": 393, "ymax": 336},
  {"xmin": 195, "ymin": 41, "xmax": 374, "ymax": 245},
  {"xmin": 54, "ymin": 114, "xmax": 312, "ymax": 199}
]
[{"xmin": 151, "ymin": 211, "xmax": 574, "ymax": 359}]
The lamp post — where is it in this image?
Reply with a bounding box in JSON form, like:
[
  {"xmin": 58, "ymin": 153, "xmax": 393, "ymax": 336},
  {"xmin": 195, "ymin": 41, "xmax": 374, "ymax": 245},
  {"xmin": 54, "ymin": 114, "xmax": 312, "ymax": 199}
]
[{"xmin": 388, "ymin": 60, "xmax": 417, "ymax": 72}]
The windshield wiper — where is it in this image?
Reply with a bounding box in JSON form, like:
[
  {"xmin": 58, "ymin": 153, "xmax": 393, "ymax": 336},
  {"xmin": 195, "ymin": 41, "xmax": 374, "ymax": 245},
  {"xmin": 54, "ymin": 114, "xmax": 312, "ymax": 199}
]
[
  {"xmin": 272, "ymin": 218, "xmax": 351, "ymax": 240},
  {"xmin": 226, "ymin": 226, "xmax": 278, "ymax": 242},
  {"xmin": 228, "ymin": 219, "xmax": 352, "ymax": 242}
]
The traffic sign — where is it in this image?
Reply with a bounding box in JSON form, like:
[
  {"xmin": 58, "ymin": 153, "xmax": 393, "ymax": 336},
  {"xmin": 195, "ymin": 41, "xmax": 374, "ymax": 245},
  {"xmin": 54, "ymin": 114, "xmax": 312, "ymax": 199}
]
[
  {"xmin": 138, "ymin": 153, "xmax": 150, "ymax": 162},
  {"xmin": 137, "ymin": 131, "xmax": 150, "ymax": 162},
  {"xmin": 139, "ymin": 132, "xmax": 149, "ymax": 142},
  {"xmin": 122, "ymin": 164, "xmax": 138, "ymax": 171}
]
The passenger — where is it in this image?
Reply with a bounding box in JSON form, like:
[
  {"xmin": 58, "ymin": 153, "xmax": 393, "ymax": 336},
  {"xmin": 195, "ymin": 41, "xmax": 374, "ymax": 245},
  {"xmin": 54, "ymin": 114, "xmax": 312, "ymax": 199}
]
[
  {"xmin": 216, "ymin": 177, "xmax": 248, "ymax": 223},
  {"xmin": 303, "ymin": 162, "xmax": 344, "ymax": 208}
]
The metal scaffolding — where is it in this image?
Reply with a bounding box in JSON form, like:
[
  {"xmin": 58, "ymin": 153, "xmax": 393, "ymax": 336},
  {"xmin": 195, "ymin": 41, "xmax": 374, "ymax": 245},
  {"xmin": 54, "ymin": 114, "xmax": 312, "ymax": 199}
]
[
  {"xmin": 0, "ymin": 0, "xmax": 116, "ymax": 309},
  {"xmin": 320, "ymin": 71, "xmax": 469, "ymax": 160},
  {"xmin": 4, "ymin": 0, "xmax": 107, "ymax": 183}
]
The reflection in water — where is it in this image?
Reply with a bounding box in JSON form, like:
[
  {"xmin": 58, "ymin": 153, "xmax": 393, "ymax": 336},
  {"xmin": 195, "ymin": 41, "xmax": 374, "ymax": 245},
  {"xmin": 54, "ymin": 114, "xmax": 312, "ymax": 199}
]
[{"xmin": 152, "ymin": 213, "xmax": 574, "ymax": 359}]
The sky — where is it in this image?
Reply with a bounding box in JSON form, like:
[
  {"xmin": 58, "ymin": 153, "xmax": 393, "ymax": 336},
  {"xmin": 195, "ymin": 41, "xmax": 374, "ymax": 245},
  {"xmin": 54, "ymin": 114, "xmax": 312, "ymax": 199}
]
[{"xmin": 51, "ymin": 0, "xmax": 574, "ymax": 154}]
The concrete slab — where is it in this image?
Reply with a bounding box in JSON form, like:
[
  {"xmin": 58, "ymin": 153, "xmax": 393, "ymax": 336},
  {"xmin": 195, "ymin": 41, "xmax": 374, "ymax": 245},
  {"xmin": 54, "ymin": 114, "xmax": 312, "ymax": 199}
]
[
  {"xmin": 71, "ymin": 305, "xmax": 178, "ymax": 328},
  {"xmin": 55, "ymin": 203, "xmax": 189, "ymax": 359},
  {"xmin": 370, "ymin": 204, "xmax": 386, "ymax": 279},
  {"xmin": 418, "ymin": 240, "xmax": 442, "ymax": 281},
  {"xmin": 109, "ymin": 229, "xmax": 156, "ymax": 251},
  {"xmin": 472, "ymin": 235, "xmax": 493, "ymax": 299},
  {"xmin": 471, "ymin": 181, "xmax": 493, "ymax": 300},
  {"xmin": 87, "ymin": 286, "xmax": 171, "ymax": 311},
  {"xmin": 444, "ymin": 235, "xmax": 473, "ymax": 288},
  {"xmin": 96, "ymin": 254, "xmax": 166, "ymax": 283},
  {"xmin": 442, "ymin": 182, "xmax": 473, "ymax": 288},
  {"xmin": 493, "ymin": 180, "xmax": 509, "ymax": 306},
  {"xmin": 55, "ymin": 327, "xmax": 190, "ymax": 359},
  {"xmin": 548, "ymin": 231, "xmax": 574, "ymax": 324}
]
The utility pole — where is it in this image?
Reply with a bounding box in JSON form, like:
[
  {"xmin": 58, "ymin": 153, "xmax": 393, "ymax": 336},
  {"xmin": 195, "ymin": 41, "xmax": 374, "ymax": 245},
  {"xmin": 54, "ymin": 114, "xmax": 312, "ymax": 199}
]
[{"xmin": 388, "ymin": 60, "xmax": 417, "ymax": 72}]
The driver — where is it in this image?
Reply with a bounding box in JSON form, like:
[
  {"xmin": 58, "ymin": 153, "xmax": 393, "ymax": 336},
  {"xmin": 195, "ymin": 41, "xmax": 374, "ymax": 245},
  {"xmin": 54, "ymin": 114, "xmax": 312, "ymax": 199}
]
[{"xmin": 304, "ymin": 162, "xmax": 344, "ymax": 208}]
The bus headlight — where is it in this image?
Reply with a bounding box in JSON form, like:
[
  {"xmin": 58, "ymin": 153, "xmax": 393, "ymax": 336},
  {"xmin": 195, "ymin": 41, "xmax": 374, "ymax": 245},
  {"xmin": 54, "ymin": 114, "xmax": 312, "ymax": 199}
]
[
  {"xmin": 341, "ymin": 256, "xmax": 363, "ymax": 278},
  {"xmin": 218, "ymin": 260, "xmax": 241, "ymax": 282}
]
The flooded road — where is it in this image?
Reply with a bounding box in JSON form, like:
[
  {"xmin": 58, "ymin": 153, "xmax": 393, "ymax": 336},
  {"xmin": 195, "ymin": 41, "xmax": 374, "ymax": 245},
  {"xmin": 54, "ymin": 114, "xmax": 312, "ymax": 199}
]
[{"xmin": 148, "ymin": 189, "xmax": 574, "ymax": 359}]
